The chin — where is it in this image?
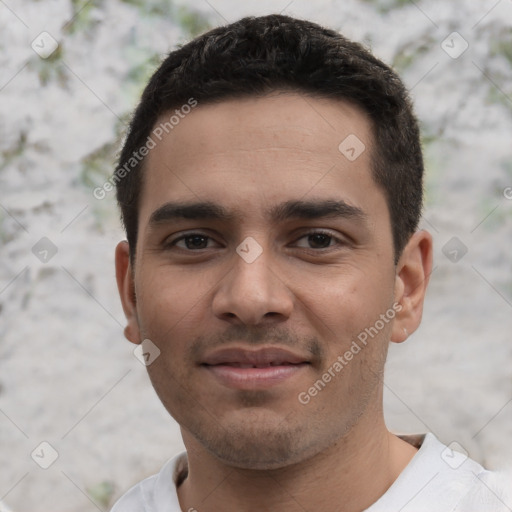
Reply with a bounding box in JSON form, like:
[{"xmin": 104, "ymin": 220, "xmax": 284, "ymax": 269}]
[
  {"xmin": 207, "ymin": 439, "xmax": 305, "ymax": 470},
  {"xmin": 191, "ymin": 413, "xmax": 313, "ymax": 470}
]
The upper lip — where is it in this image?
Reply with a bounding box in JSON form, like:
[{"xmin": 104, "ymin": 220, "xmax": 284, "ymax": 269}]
[{"xmin": 201, "ymin": 347, "xmax": 310, "ymax": 366}]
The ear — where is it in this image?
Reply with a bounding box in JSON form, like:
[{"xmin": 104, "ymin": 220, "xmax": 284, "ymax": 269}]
[
  {"xmin": 115, "ymin": 240, "xmax": 141, "ymax": 345},
  {"xmin": 391, "ymin": 230, "xmax": 433, "ymax": 343}
]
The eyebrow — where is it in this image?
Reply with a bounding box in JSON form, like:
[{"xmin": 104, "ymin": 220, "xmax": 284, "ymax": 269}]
[{"xmin": 148, "ymin": 199, "xmax": 367, "ymax": 227}]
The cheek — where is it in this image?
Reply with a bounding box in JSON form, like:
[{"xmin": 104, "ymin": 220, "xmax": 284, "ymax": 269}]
[
  {"xmin": 296, "ymin": 267, "xmax": 394, "ymax": 359},
  {"xmin": 301, "ymin": 267, "xmax": 387, "ymax": 324},
  {"xmin": 134, "ymin": 265, "xmax": 208, "ymax": 348}
]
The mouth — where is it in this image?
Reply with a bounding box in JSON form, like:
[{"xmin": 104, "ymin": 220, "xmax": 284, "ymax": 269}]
[
  {"xmin": 211, "ymin": 362, "xmax": 302, "ymax": 368},
  {"xmin": 201, "ymin": 347, "xmax": 311, "ymax": 390}
]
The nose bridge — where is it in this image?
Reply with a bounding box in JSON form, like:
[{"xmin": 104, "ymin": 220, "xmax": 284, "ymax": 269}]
[
  {"xmin": 212, "ymin": 239, "xmax": 293, "ymax": 324},
  {"xmin": 234, "ymin": 244, "xmax": 273, "ymax": 294}
]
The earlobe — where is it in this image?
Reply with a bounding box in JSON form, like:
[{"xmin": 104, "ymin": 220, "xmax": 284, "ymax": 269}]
[
  {"xmin": 115, "ymin": 240, "xmax": 141, "ymax": 345},
  {"xmin": 391, "ymin": 230, "xmax": 433, "ymax": 344}
]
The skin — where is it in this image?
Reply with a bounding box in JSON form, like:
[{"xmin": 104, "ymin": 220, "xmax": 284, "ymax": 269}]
[{"xmin": 116, "ymin": 91, "xmax": 433, "ymax": 512}]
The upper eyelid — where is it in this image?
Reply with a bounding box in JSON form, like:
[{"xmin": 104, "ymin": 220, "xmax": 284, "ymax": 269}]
[
  {"xmin": 164, "ymin": 231, "xmax": 221, "ymax": 249},
  {"xmin": 292, "ymin": 230, "xmax": 347, "ymax": 247},
  {"xmin": 165, "ymin": 230, "xmax": 221, "ymax": 244}
]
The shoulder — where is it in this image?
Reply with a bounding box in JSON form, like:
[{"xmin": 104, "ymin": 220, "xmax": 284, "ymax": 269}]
[
  {"xmin": 368, "ymin": 433, "xmax": 512, "ymax": 511},
  {"xmin": 110, "ymin": 472, "xmax": 159, "ymax": 512},
  {"xmin": 419, "ymin": 434, "xmax": 512, "ymax": 511},
  {"xmin": 453, "ymin": 468, "xmax": 512, "ymax": 511},
  {"xmin": 110, "ymin": 452, "xmax": 188, "ymax": 512}
]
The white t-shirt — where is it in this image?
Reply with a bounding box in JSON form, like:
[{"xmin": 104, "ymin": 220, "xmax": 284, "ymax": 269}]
[{"xmin": 111, "ymin": 433, "xmax": 511, "ymax": 511}]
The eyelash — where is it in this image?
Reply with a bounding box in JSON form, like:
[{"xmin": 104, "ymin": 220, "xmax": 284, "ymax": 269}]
[{"xmin": 166, "ymin": 230, "xmax": 347, "ymax": 252}]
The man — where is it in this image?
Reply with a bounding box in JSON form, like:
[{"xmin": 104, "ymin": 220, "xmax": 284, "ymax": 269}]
[{"xmin": 111, "ymin": 14, "xmax": 510, "ymax": 512}]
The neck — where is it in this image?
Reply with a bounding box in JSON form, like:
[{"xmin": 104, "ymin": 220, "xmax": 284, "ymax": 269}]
[{"xmin": 177, "ymin": 413, "xmax": 418, "ymax": 512}]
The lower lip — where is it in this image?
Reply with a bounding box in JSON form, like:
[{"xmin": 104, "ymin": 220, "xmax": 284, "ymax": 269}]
[{"xmin": 203, "ymin": 364, "xmax": 309, "ymax": 390}]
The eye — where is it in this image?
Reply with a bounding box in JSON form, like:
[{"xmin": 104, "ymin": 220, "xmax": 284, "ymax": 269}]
[
  {"xmin": 294, "ymin": 230, "xmax": 345, "ymax": 250},
  {"xmin": 166, "ymin": 232, "xmax": 220, "ymax": 250},
  {"xmin": 165, "ymin": 230, "xmax": 346, "ymax": 253}
]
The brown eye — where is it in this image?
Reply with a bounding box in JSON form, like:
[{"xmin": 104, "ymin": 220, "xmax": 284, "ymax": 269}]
[
  {"xmin": 294, "ymin": 230, "xmax": 344, "ymax": 250},
  {"xmin": 307, "ymin": 233, "xmax": 333, "ymax": 249},
  {"xmin": 182, "ymin": 235, "xmax": 209, "ymax": 249},
  {"xmin": 167, "ymin": 232, "xmax": 220, "ymax": 251}
]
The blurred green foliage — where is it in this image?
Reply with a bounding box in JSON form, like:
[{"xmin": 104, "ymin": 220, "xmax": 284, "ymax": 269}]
[
  {"xmin": 486, "ymin": 28, "xmax": 512, "ymax": 109},
  {"xmin": 0, "ymin": 132, "xmax": 27, "ymax": 173},
  {"xmin": 485, "ymin": 80, "xmax": 512, "ymax": 111},
  {"xmin": 121, "ymin": 0, "xmax": 173, "ymax": 17},
  {"xmin": 80, "ymin": 140, "xmax": 118, "ymax": 189},
  {"xmin": 175, "ymin": 4, "xmax": 212, "ymax": 37},
  {"xmin": 392, "ymin": 38, "xmax": 434, "ymax": 73},
  {"xmin": 87, "ymin": 481, "xmax": 116, "ymax": 508},
  {"xmin": 120, "ymin": 0, "xmax": 211, "ymax": 37},
  {"xmin": 73, "ymin": 0, "xmax": 211, "ymax": 207},
  {"xmin": 490, "ymin": 29, "xmax": 512, "ymax": 65},
  {"xmin": 122, "ymin": 51, "xmax": 163, "ymax": 102},
  {"xmin": 28, "ymin": 44, "xmax": 69, "ymax": 87},
  {"xmin": 361, "ymin": 0, "xmax": 411, "ymax": 14},
  {"xmin": 65, "ymin": 0, "xmax": 104, "ymax": 35}
]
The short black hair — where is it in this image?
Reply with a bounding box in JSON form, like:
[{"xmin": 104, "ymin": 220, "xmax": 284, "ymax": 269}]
[{"xmin": 115, "ymin": 14, "xmax": 424, "ymax": 264}]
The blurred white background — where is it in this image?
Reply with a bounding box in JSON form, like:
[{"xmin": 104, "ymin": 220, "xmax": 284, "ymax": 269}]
[{"xmin": 1, "ymin": 0, "xmax": 511, "ymax": 510}]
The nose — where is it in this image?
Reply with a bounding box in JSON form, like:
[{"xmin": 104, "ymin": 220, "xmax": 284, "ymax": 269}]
[{"xmin": 212, "ymin": 242, "xmax": 294, "ymax": 326}]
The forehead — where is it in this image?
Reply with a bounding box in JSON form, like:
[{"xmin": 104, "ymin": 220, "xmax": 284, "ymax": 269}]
[
  {"xmin": 148, "ymin": 92, "xmax": 373, "ymax": 163},
  {"xmin": 139, "ymin": 92, "xmax": 384, "ymax": 228}
]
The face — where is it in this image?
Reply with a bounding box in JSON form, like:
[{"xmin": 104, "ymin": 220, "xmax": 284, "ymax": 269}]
[{"xmin": 116, "ymin": 92, "xmax": 430, "ymax": 470}]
